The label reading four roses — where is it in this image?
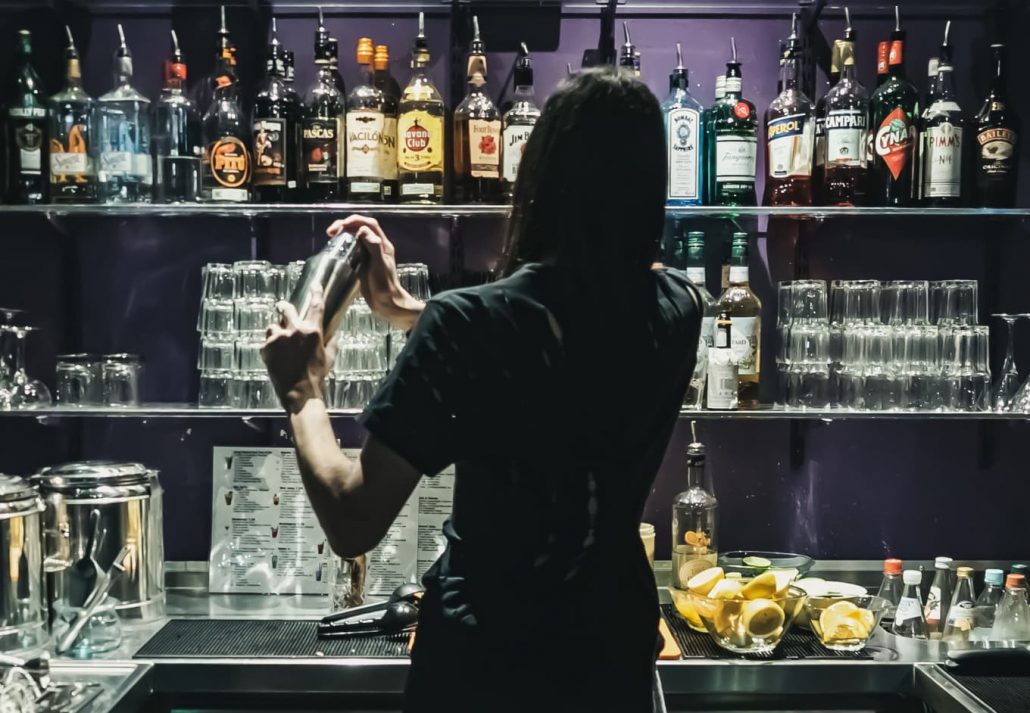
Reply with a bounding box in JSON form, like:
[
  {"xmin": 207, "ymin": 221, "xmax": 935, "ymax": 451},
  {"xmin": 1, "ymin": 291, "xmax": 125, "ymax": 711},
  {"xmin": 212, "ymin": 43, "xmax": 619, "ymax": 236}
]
[{"xmin": 468, "ymin": 119, "xmax": 501, "ymax": 178}]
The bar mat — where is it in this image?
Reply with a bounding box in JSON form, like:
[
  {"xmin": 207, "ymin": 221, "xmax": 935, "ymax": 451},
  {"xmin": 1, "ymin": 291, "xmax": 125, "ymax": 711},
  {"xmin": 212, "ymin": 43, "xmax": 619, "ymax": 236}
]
[
  {"xmin": 951, "ymin": 673, "xmax": 1030, "ymax": 713},
  {"xmin": 660, "ymin": 604, "xmax": 871, "ymax": 660},
  {"xmin": 134, "ymin": 619, "xmax": 410, "ymax": 659}
]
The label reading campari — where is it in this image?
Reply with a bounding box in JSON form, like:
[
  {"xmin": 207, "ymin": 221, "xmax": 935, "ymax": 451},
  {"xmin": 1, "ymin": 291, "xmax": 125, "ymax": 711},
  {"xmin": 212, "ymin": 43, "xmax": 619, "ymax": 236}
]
[
  {"xmin": 502, "ymin": 125, "xmax": 533, "ymax": 183},
  {"xmin": 767, "ymin": 113, "xmax": 813, "ymax": 178},
  {"xmin": 825, "ymin": 110, "xmax": 867, "ymax": 166},
  {"xmin": 875, "ymin": 107, "xmax": 913, "ymax": 179},
  {"xmin": 398, "ymin": 112, "xmax": 443, "ymax": 173},
  {"xmin": 667, "ymin": 107, "xmax": 700, "ymax": 200}
]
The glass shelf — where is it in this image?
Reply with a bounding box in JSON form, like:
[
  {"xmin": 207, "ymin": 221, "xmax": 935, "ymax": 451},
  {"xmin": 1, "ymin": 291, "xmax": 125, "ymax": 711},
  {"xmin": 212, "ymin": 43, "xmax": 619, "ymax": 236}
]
[{"xmin": 4, "ymin": 404, "xmax": 1026, "ymax": 421}]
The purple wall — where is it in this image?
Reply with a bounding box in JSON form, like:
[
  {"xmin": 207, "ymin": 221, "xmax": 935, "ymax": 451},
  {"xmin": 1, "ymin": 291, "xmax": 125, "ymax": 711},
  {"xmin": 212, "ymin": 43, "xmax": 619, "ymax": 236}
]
[{"xmin": 1, "ymin": 2, "xmax": 1029, "ymax": 564}]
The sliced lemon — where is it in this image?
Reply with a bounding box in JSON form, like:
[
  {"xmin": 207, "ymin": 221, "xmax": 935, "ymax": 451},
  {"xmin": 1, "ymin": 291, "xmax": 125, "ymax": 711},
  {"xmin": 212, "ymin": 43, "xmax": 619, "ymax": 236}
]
[
  {"xmin": 709, "ymin": 579, "xmax": 746, "ymax": 600},
  {"xmin": 743, "ymin": 599, "xmax": 786, "ymax": 638},
  {"xmin": 742, "ymin": 555, "xmax": 772, "ymax": 569},
  {"xmin": 819, "ymin": 600, "xmax": 873, "ymax": 641},
  {"xmin": 714, "ymin": 600, "xmax": 744, "ymax": 636},
  {"xmin": 670, "ymin": 590, "xmax": 704, "ymax": 629},
  {"xmin": 686, "ymin": 566, "xmax": 725, "ymax": 596},
  {"xmin": 742, "ymin": 571, "xmax": 778, "ymax": 600},
  {"xmin": 772, "ymin": 570, "xmax": 795, "ymax": 598},
  {"xmin": 725, "ymin": 571, "xmax": 743, "ymax": 579}
]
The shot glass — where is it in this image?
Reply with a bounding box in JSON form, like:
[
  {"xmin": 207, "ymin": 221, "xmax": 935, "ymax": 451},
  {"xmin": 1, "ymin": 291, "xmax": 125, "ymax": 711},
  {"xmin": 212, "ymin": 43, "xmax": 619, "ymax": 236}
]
[
  {"xmin": 102, "ymin": 354, "xmax": 142, "ymax": 407},
  {"xmin": 233, "ymin": 260, "xmax": 277, "ymax": 300},
  {"xmin": 201, "ymin": 263, "xmax": 235, "ymax": 300},
  {"xmin": 197, "ymin": 299, "xmax": 235, "ymax": 336},
  {"xmin": 55, "ymin": 354, "xmax": 102, "ymax": 406},
  {"xmin": 882, "ymin": 280, "xmax": 929, "ymax": 326}
]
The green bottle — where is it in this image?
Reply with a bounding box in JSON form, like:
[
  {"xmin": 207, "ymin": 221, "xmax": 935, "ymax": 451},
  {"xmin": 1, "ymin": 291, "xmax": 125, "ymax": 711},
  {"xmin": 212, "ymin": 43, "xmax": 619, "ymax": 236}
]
[{"xmin": 710, "ymin": 39, "xmax": 758, "ymax": 206}]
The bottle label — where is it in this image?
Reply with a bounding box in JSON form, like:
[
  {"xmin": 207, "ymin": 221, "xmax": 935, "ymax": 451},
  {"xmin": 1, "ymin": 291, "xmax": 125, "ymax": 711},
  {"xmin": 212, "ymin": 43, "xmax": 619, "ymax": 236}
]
[
  {"xmin": 12, "ymin": 118, "xmax": 44, "ymax": 173},
  {"xmin": 925, "ymin": 585, "xmax": 943, "ymax": 625},
  {"xmin": 767, "ymin": 113, "xmax": 813, "ymax": 178},
  {"xmin": 889, "ymin": 40, "xmax": 904, "ymax": 66},
  {"xmin": 814, "ymin": 116, "xmax": 826, "ymax": 168},
  {"xmin": 896, "ymin": 596, "xmax": 922, "ymax": 624},
  {"xmin": 876, "ymin": 42, "xmax": 889, "ymax": 76},
  {"xmin": 398, "ymin": 111, "xmax": 443, "ymax": 173},
  {"xmin": 685, "ymin": 267, "xmax": 705, "ymax": 286},
  {"xmin": 252, "ymin": 118, "xmax": 288, "ymax": 187},
  {"xmin": 923, "ymin": 122, "xmax": 963, "ymax": 198},
  {"xmin": 206, "ymin": 136, "xmax": 250, "ymax": 189},
  {"xmin": 715, "ymin": 136, "xmax": 757, "ymax": 184},
  {"xmin": 50, "ymin": 123, "xmax": 91, "ymax": 178},
  {"xmin": 700, "ymin": 316, "xmax": 715, "ymax": 348},
  {"xmin": 729, "ymin": 316, "xmax": 758, "ymax": 375},
  {"xmin": 502, "ymin": 124, "xmax": 534, "ymax": 183},
  {"xmin": 468, "ymin": 119, "xmax": 501, "ymax": 178},
  {"xmin": 977, "ymin": 127, "xmax": 1017, "ymax": 178},
  {"xmin": 707, "ymin": 350, "xmax": 738, "ymax": 409},
  {"xmin": 724, "ymin": 77, "xmax": 742, "ymax": 94},
  {"xmin": 381, "ymin": 116, "xmax": 398, "ymax": 181},
  {"xmin": 346, "ymin": 109, "xmax": 387, "ymax": 180},
  {"xmin": 874, "ymin": 107, "xmax": 914, "ymax": 179},
  {"xmin": 667, "ymin": 107, "xmax": 701, "ymax": 200},
  {"xmin": 825, "ymin": 110, "xmax": 867, "ymax": 167},
  {"xmin": 100, "ymin": 151, "xmax": 132, "ymax": 175},
  {"xmin": 302, "ymin": 118, "xmax": 341, "ymax": 184}
]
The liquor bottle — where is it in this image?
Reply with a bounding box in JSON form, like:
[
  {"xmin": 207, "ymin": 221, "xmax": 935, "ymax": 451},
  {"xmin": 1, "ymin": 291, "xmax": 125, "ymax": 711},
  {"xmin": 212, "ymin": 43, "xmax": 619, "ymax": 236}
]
[
  {"xmin": 892, "ymin": 570, "xmax": 928, "ymax": 639},
  {"xmin": 971, "ymin": 569, "xmax": 1006, "ymax": 641},
  {"xmin": 683, "ymin": 230, "xmax": 716, "ymax": 408},
  {"xmin": 974, "ymin": 44, "xmax": 1020, "ymax": 208},
  {"xmin": 5, "ymin": 30, "xmax": 48, "ymax": 204},
  {"xmin": 454, "ymin": 16, "xmax": 501, "ymax": 203},
  {"xmin": 869, "ymin": 6, "xmax": 919, "ymax": 206},
  {"xmin": 397, "ymin": 13, "xmax": 445, "ymax": 204},
  {"xmin": 153, "ymin": 30, "xmax": 201, "ymax": 203},
  {"xmin": 876, "ymin": 558, "xmax": 904, "ymax": 621},
  {"xmin": 501, "ymin": 43, "xmax": 540, "ymax": 201},
  {"xmin": 663, "ymin": 43, "xmax": 704, "ymax": 206},
  {"xmin": 813, "ymin": 38, "xmax": 839, "ymax": 200},
  {"xmin": 251, "ymin": 18, "xmax": 297, "ymax": 202},
  {"xmin": 765, "ymin": 15, "xmax": 815, "ymax": 206},
  {"xmin": 201, "ymin": 11, "xmax": 250, "ymax": 202},
  {"xmin": 715, "ymin": 232, "xmax": 762, "ymax": 408},
  {"xmin": 193, "ymin": 5, "xmax": 233, "ymax": 120},
  {"xmin": 711, "ymin": 39, "xmax": 758, "ymax": 206},
  {"xmin": 671, "ymin": 422, "xmax": 718, "ymax": 588},
  {"xmin": 822, "ymin": 34, "xmax": 870, "ymax": 206},
  {"xmin": 942, "ymin": 567, "xmax": 977, "ymax": 644},
  {"xmin": 619, "ymin": 22, "xmax": 639, "ymax": 77},
  {"xmin": 991, "ymin": 574, "xmax": 1030, "ymax": 640},
  {"xmin": 346, "ymin": 38, "xmax": 391, "ymax": 203},
  {"xmin": 49, "ymin": 26, "xmax": 97, "ymax": 204},
  {"xmin": 302, "ymin": 17, "xmax": 345, "ymax": 202},
  {"xmin": 707, "ymin": 310, "xmax": 738, "ymax": 410},
  {"xmin": 924, "ymin": 556, "xmax": 954, "ymax": 637},
  {"xmin": 328, "ymin": 39, "xmax": 346, "ymax": 96},
  {"xmin": 374, "ymin": 46, "xmax": 400, "ymax": 203},
  {"xmin": 703, "ymin": 75, "xmax": 726, "ymax": 205},
  {"xmin": 875, "ymin": 41, "xmax": 889, "ymax": 88},
  {"xmin": 373, "ymin": 45, "xmax": 402, "ymax": 103},
  {"xmin": 921, "ymin": 25, "xmax": 965, "ymax": 208}
]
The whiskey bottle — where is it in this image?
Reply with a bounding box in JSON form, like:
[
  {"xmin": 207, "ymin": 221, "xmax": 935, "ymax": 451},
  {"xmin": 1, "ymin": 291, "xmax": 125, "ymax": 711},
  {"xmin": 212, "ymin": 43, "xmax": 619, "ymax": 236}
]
[
  {"xmin": 822, "ymin": 36, "xmax": 870, "ymax": 206},
  {"xmin": 346, "ymin": 38, "xmax": 389, "ymax": 202},
  {"xmin": 454, "ymin": 16, "xmax": 501, "ymax": 203},
  {"xmin": 201, "ymin": 13, "xmax": 250, "ymax": 202},
  {"xmin": 5, "ymin": 30, "xmax": 48, "ymax": 204},
  {"xmin": 869, "ymin": 6, "xmax": 919, "ymax": 206},
  {"xmin": 715, "ymin": 232, "xmax": 762, "ymax": 408},
  {"xmin": 920, "ymin": 23, "xmax": 965, "ymax": 207},
  {"xmin": 97, "ymin": 24, "xmax": 152, "ymax": 203},
  {"xmin": 501, "ymin": 43, "xmax": 540, "ymax": 201},
  {"xmin": 710, "ymin": 39, "xmax": 757, "ymax": 206},
  {"xmin": 153, "ymin": 30, "xmax": 201, "ymax": 203},
  {"xmin": 252, "ymin": 18, "xmax": 296, "ymax": 202},
  {"xmin": 663, "ymin": 43, "xmax": 704, "ymax": 206},
  {"xmin": 373, "ymin": 45, "xmax": 400, "ymax": 203},
  {"xmin": 49, "ymin": 26, "xmax": 97, "ymax": 204},
  {"xmin": 302, "ymin": 20, "xmax": 344, "ymax": 202},
  {"xmin": 974, "ymin": 44, "xmax": 1020, "ymax": 208},
  {"xmin": 671, "ymin": 423, "xmax": 718, "ymax": 590},
  {"xmin": 764, "ymin": 15, "xmax": 814, "ymax": 206},
  {"xmin": 398, "ymin": 13, "xmax": 445, "ymax": 204}
]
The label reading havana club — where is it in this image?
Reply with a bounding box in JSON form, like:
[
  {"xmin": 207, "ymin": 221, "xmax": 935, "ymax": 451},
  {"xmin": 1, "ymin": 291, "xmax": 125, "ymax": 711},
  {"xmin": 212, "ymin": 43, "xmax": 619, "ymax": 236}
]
[
  {"xmin": 874, "ymin": 107, "xmax": 913, "ymax": 179},
  {"xmin": 468, "ymin": 119, "xmax": 501, "ymax": 178},
  {"xmin": 398, "ymin": 111, "xmax": 443, "ymax": 173}
]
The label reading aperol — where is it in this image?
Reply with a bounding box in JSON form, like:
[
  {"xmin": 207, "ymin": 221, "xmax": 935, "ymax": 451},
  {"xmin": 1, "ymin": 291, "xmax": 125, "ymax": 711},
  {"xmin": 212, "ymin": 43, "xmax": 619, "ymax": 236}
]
[{"xmin": 468, "ymin": 119, "xmax": 501, "ymax": 178}]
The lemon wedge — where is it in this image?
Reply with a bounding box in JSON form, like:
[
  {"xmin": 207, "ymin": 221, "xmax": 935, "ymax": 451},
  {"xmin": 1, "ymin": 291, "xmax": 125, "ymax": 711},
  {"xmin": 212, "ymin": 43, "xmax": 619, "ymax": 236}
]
[
  {"xmin": 670, "ymin": 590, "xmax": 704, "ymax": 629},
  {"xmin": 818, "ymin": 601, "xmax": 873, "ymax": 642},
  {"xmin": 687, "ymin": 567, "xmax": 725, "ymax": 596},
  {"xmin": 772, "ymin": 570, "xmax": 795, "ymax": 598},
  {"xmin": 709, "ymin": 579, "xmax": 746, "ymax": 600},
  {"xmin": 742, "ymin": 571, "xmax": 778, "ymax": 600},
  {"xmin": 743, "ymin": 599, "xmax": 786, "ymax": 638}
]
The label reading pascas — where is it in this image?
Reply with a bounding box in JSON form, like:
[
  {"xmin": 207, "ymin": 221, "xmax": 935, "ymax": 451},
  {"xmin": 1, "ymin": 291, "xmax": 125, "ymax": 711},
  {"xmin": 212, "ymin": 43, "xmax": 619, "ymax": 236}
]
[
  {"xmin": 252, "ymin": 119, "xmax": 287, "ymax": 187},
  {"xmin": 207, "ymin": 136, "xmax": 250, "ymax": 188},
  {"xmin": 302, "ymin": 118, "xmax": 340, "ymax": 184},
  {"xmin": 874, "ymin": 107, "xmax": 913, "ymax": 179}
]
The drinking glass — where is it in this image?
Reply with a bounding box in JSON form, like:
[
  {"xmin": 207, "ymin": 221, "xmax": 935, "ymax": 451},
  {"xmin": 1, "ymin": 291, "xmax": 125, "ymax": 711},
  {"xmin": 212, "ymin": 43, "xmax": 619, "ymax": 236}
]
[
  {"xmin": 284, "ymin": 261, "xmax": 305, "ymax": 300},
  {"xmin": 201, "ymin": 263, "xmax": 235, "ymax": 300},
  {"xmin": 786, "ymin": 280, "xmax": 829, "ymax": 325},
  {"xmin": 931, "ymin": 280, "xmax": 979, "ymax": 327},
  {"xmin": 234, "ymin": 298, "xmax": 277, "ymax": 335},
  {"xmin": 197, "ymin": 299, "xmax": 235, "ymax": 336},
  {"xmin": 942, "ymin": 326, "xmax": 991, "ymax": 412},
  {"xmin": 861, "ymin": 326, "xmax": 901, "ymax": 411},
  {"xmin": 991, "ymin": 314, "xmax": 1026, "ymax": 412},
  {"xmin": 882, "ymin": 280, "xmax": 929, "ymax": 326},
  {"xmin": 102, "ymin": 354, "xmax": 142, "ymax": 406},
  {"xmin": 199, "ymin": 370, "xmax": 233, "ymax": 408},
  {"xmin": 233, "ymin": 260, "xmax": 277, "ymax": 300},
  {"xmin": 55, "ymin": 354, "xmax": 102, "ymax": 406},
  {"xmin": 899, "ymin": 325, "xmax": 942, "ymax": 411},
  {"xmin": 835, "ymin": 327, "xmax": 866, "ymax": 409},
  {"xmin": 398, "ymin": 264, "xmax": 431, "ymax": 302},
  {"xmin": 0, "ymin": 326, "xmax": 51, "ymax": 410},
  {"xmin": 198, "ymin": 338, "xmax": 235, "ymax": 372}
]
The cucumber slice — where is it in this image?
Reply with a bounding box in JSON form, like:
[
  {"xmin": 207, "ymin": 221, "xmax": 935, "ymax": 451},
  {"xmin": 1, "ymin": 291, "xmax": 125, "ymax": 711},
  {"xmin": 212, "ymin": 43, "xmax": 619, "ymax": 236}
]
[{"xmin": 742, "ymin": 555, "xmax": 773, "ymax": 569}]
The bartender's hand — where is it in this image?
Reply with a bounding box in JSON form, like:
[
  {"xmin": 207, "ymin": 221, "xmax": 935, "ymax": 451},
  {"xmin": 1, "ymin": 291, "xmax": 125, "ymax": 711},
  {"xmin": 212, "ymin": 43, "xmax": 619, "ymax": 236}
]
[
  {"xmin": 262, "ymin": 286, "xmax": 336, "ymax": 413},
  {"xmin": 326, "ymin": 215, "xmax": 424, "ymax": 332}
]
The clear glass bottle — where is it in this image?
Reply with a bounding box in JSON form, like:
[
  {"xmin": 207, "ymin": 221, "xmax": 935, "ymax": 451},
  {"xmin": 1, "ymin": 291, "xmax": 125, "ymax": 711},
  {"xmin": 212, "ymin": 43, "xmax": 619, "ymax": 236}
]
[
  {"xmin": 663, "ymin": 43, "xmax": 704, "ymax": 206},
  {"xmin": 711, "ymin": 38, "xmax": 758, "ymax": 206},
  {"xmin": 454, "ymin": 16, "xmax": 501, "ymax": 203},
  {"xmin": 971, "ymin": 568, "xmax": 1006, "ymax": 641},
  {"xmin": 920, "ymin": 24, "xmax": 965, "ymax": 207},
  {"xmin": 822, "ymin": 37, "xmax": 870, "ymax": 206},
  {"xmin": 97, "ymin": 24, "xmax": 152, "ymax": 203},
  {"xmin": 153, "ymin": 30, "xmax": 201, "ymax": 203},
  {"xmin": 398, "ymin": 13, "xmax": 446, "ymax": 204},
  {"xmin": 5, "ymin": 29, "xmax": 48, "ymax": 204},
  {"xmin": 707, "ymin": 310, "xmax": 739, "ymax": 410},
  {"xmin": 991, "ymin": 574, "xmax": 1030, "ymax": 641},
  {"xmin": 251, "ymin": 18, "xmax": 296, "ymax": 202},
  {"xmin": 201, "ymin": 11, "xmax": 250, "ymax": 203},
  {"xmin": 302, "ymin": 18, "xmax": 344, "ymax": 202},
  {"xmin": 764, "ymin": 15, "xmax": 814, "ymax": 207},
  {"xmin": 345, "ymin": 38, "xmax": 389, "ymax": 203},
  {"xmin": 683, "ymin": 230, "xmax": 716, "ymax": 409},
  {"xmin": 876, "ymin": 557, "xmax": 904, "ymax": 621},
  {"xmin": 49, "ymin": 26, "xmax": 97, "ymax": 204},
  {"xmin": 925, "ymin": 556, "xmax": 954, "ymax": 637},
  {"xmin": 501, "ymin": 43, "xmax": 540, "ymax": 201},
  {"xmin": 942, "ymin": 566, "xmax": 977, "ymax": 644},
  {"xmin": 671, "ymin": 422, "xmax": 718, "ymax": 589},
  {"xmin": 715, "ymin": 233, "xmax": 762, "ymax": 408},
  {"xmin": 892, "ymin": 569, "xmax": 929, "ymax": 639}
]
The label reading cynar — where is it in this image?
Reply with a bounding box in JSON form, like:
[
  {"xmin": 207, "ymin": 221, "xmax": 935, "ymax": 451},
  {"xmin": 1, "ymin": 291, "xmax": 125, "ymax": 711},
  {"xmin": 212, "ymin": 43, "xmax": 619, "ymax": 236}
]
[
  {"xmin": 398, "ymin": 111, "xmax": 443, "ymax": 173},
  {"xmin": 874, "ymin": 107, "xmax": 914, "ymax": 179},
  {"xmin": 252, "ymin": 119, "xmax": 287, "ymax": 187},
  {"xmin": 206, "ymin": 136, "xmax": 250, "ymax": 188},
  {"xmin": 468, "ymin": 119, "xmax": 501, "ymax": 178},
  {"xmin": 302, "ymin": 118, "xmax": 340, "ymax": 184}
]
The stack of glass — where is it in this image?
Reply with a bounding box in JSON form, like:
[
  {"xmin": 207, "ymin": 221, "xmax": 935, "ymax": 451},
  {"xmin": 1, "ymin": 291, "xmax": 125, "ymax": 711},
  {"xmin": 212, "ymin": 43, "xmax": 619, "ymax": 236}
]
[
  {"xmin": 388, "ymin": 264, "xmax": 432, "ymax": 368},
  {"xmin": 777, "ymin": 279, "xmax": 990, "ymax": 412}
]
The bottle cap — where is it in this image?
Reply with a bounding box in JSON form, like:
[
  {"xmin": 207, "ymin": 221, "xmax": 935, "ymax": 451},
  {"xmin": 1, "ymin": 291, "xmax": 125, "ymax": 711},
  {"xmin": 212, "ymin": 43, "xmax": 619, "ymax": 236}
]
[
  {"xmin": 374, "ymin": 44, "xmax": 389, "ymax": 71},
  {"xmin": 985, "ymin": 568, "xmax": 1005, "ymax": 586},
  {"xmin": 514, "ymin": 42, "xmax": 533, "ymax": 89},
  {"xmin": 1011, "ymin": 563, "xmax": 1028, "ymax": 575},
  {"xmin": 935, "ymin": 556, "xmax": 953, "ymax": 569},
  {"xmin": 884, "ymin": 558, "xmax": 903, "ymax": 575},
  {"xmin": 903, "ymin": 570, "xmax": 922, "ymax": 586},
  {"xmin": 356, "ymin": 37, "xmax": 374, "ymax": 65},
  {"xmin": 1006, "ymin": 573, "xmax": 1025, "ymax": 589},
  {"xmin": 685, "ymin": 421, "xmax": 705, "ymax": 462},
  {"xmin": 956, "ymin": 566, "xmax": 973, "ymax": 578}
]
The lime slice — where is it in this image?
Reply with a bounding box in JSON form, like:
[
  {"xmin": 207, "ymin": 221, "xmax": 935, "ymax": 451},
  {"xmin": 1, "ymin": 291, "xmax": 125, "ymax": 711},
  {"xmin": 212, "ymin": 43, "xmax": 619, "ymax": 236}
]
[{"xmin": 742, "ymin": 555, "xmax": 773, "ymax": 569}]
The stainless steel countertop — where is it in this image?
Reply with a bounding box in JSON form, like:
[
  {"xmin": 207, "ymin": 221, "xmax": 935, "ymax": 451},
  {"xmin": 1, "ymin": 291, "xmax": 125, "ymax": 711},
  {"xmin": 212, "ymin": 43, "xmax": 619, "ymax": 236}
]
[{"xmin": 50, "ymin": 660, "xmax": 152, "ymax": 713}]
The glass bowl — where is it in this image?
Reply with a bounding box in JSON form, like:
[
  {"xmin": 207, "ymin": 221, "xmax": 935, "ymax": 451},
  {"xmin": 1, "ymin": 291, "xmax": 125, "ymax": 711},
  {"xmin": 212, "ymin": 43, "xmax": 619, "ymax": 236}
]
[
  {"xmin": 668, "ymin": 588, "xmax": 707, "ymax": 633},
  {"xmin": 792, "ymin": 578, "xmax": 868, "ymax": 630},
  {"xmin": 804, "ymin": 594, "xmax": 889, "ymax": 652},
  {"xmin": 688, "ymin": 579, "xmax": 808, "ymax": 655},
  {"xmin": 718, "ymin": 550, "xmax": 815, "ymax": 578}
]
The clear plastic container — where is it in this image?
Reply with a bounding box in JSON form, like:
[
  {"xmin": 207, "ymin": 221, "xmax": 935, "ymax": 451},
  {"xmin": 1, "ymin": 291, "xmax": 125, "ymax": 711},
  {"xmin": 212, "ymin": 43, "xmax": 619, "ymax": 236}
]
[
  {"xmin": 892, "ymin": 569, "xmax": 928, "ymax": 639},
  {"xmin": 876, "ymin": 558, "xmax": 904, "ymax": 621},
  {"xmin": 970, "ymin": 568, "xmax": 1005, "ymax": 642},
  {"xmin": 991, "ymin": 574, "xmax": 1030, "ymax": 641}
]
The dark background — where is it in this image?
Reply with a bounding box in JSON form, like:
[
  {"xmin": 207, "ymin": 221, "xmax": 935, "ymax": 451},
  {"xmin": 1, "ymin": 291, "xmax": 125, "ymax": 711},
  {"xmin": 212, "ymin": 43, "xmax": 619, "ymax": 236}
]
[{"xmin": 0, "ymin": 0, "xmax": 1028, "ymax": 563}]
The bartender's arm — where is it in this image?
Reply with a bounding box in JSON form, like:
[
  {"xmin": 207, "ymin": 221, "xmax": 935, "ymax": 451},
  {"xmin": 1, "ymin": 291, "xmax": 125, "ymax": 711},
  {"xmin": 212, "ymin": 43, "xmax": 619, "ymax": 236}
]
[{"xmin": 262, "ymin": 216, "xmax": 424, "ymax": 558}]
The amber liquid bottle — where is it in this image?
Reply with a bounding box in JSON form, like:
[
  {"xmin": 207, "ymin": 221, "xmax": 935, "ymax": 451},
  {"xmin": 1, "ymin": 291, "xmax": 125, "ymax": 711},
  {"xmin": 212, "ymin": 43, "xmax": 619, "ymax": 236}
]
[
  {"xmin": 764, "ymin": 19, "xmax": 814, "ymax": 206},
  {"xmin": 453, "ymin": 16, "xmax": 501, "ymax": 203},
  {"xmin": 822, "ymin": 39, "xmax": 870, "ymax": 205},
  {"xmin": 397, "ymin": 14, "xmax": 445, "ymax": 204}
]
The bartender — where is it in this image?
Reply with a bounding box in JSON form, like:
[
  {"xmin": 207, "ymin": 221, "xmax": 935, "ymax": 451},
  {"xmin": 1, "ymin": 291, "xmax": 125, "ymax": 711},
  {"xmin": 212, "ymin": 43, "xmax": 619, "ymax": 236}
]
[{"xmin": 262, "ymin": 68, "xmax": 702, "ymax": 713}]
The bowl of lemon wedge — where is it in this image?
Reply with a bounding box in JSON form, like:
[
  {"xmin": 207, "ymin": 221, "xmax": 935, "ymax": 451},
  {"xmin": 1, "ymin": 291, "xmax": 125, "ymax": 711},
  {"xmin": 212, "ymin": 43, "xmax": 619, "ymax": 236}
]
[
  {"xmin": 804, "ymin": 595, "xmax": 889, "ymax": 652},
  {"xmin": 681, "ymin": 567, "xmax": 808, "ymax": 655}
]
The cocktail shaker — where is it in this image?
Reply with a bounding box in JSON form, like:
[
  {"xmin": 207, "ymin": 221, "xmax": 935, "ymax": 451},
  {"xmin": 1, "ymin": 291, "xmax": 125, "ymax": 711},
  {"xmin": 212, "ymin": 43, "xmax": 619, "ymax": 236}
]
[{"xmin": 289, "ymin": 231, "xmax": 364, "ymax": 343}]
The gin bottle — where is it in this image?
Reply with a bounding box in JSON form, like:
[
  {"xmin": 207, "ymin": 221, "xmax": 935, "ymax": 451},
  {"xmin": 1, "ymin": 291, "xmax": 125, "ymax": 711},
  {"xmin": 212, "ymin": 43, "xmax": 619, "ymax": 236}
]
[
  {"xmin": 663, "ymin": 43, "xmax": 704, "ymax": 206},
  {"xmin": 711, "ymin": 38, "xmax": 758, "ymax": 206},
  {"xmin": 97, "ymin": 24, "xmax": 152, "ymax": 203},
  {"xmin": 892, "ymin": 570, "xmax": 928, "ymax": 639},
  {"xmin": 5, "ymin": 30, "xmax": 48, "ymax": 204},
  {"xmin": 671, "ymin": 423, "xmax": 718, "ymax": 588},
  {"xmin": 153, "ymin": 30, "xmax": 201, "ymax": 203},
  {"xmin": 501, "ymin": 43, "xmax": 540, "ymax": 200},
  {"xmin": 920, "ymin": 24, "xmax": 965, "ymax": 207},
  {"xmin": 49, "ymin": 26, "xmax": 97, "ymax": 204}
]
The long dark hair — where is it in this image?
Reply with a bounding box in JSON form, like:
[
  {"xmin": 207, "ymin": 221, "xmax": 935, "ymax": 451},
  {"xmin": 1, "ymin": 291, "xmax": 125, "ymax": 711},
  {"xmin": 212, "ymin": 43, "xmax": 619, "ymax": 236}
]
[{"xmin": 501, "ymin": 68, "xmax": 666, "ymax": 291}]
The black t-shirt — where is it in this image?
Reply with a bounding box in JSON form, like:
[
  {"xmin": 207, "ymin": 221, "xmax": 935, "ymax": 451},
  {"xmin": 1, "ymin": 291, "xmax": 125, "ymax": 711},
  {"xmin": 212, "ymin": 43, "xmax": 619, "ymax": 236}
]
[{"xmin": 361, "ymin": 263, "xmax": 701, "ymax": 713}]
